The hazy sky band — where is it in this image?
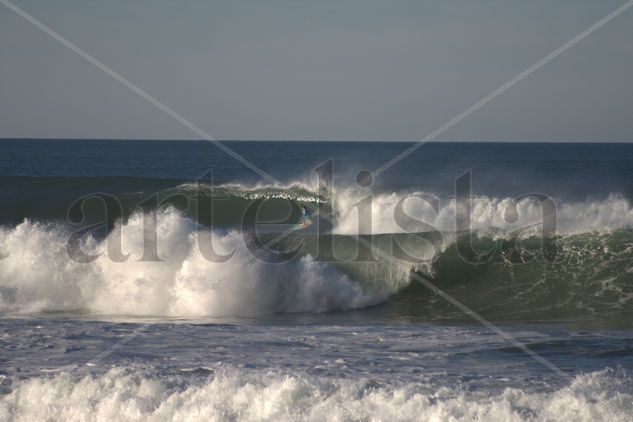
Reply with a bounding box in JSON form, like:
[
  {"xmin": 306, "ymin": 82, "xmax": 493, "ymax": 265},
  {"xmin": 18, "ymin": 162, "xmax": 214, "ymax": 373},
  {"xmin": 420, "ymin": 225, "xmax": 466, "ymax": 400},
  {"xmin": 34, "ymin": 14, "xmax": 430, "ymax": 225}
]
[{"xmin": 1, "ymin": 0, "xmax": 631, "ymax": 141}]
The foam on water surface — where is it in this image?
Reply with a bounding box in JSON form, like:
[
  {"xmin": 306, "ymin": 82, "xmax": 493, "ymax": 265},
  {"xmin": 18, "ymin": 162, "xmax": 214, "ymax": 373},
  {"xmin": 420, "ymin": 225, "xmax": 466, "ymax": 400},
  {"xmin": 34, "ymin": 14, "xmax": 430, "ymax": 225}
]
[{"xmin": 1, "ymin": 367, "xmax": 630, "ymax": 422}]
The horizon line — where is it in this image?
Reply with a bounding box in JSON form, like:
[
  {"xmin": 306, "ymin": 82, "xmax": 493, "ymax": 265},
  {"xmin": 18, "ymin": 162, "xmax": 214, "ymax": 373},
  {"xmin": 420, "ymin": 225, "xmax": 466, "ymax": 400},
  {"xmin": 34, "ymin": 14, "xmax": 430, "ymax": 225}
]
[{"xmin": 1, "ymin": 137, "xmax": 632, "ymax": 144}]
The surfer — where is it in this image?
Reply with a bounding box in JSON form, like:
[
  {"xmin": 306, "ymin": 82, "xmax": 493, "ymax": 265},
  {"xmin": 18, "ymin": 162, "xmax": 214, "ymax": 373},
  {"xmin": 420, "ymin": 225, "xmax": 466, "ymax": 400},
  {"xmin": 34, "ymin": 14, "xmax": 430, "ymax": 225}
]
[{"xmin": 301, "ymin": 206, "xmax": 312, "ymax": 227}]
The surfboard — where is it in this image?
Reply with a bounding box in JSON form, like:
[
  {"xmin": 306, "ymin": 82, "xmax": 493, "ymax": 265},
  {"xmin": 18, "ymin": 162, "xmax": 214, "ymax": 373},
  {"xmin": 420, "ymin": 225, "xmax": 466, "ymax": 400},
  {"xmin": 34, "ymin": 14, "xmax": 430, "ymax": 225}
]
[{"xmin": 291, "ymin": 216, "xmax": 314, "ymax": 231}]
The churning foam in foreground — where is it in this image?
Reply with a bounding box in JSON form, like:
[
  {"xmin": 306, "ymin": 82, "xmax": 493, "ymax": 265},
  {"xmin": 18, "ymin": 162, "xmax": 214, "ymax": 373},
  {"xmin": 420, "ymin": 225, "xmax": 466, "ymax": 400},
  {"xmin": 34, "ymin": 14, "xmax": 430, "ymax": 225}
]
[
  {"xmin": 0, "ymin": 209, "xmax": 384, "ymax": 317},
  {"xmin": 0, "ymin": 367, "xmax": 630, "ymax": 422},
  {"xmin": 333, "ymin": 191, "xmax": 633, "ymax": 235}
]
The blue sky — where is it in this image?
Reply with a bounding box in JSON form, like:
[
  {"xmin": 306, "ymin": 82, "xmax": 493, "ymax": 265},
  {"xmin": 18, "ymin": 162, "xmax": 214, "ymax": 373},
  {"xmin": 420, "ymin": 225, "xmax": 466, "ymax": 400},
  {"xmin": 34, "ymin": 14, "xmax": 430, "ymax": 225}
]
[{"xmin": 0, "ymin": 0, "xmax": 631, "ymax": 141}]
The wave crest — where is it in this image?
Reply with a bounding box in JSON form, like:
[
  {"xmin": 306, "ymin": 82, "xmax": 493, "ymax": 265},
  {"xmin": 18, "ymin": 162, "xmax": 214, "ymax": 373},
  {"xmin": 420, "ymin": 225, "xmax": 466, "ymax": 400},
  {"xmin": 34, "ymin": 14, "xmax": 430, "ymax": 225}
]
[{"xmin": 333, "ymin": 190, "xmax": 633, "ymax": 236}]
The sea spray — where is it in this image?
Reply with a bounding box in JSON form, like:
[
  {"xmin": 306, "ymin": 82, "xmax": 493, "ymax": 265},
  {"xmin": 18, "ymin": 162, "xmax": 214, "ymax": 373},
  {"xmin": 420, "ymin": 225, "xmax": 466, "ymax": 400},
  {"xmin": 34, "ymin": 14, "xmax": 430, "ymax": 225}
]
[{"xmin": 0, "ymin": 209, "xmax": 383, "ymax": 316}]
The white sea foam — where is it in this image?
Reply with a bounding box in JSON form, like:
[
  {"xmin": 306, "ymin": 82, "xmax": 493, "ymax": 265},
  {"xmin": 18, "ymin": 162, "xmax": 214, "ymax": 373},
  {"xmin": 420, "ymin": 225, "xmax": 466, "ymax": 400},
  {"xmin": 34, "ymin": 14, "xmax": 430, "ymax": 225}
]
[
  {"xmin": 0, "ymin": 367, "xmax": 630, "ymax": 422},
  {"xmin": 0, "ymin": 209, "xmax": 383, "ymax": 316},
  {"xmin": 333, "ymin": 190, "xmax": 633, "ymax": 236}
]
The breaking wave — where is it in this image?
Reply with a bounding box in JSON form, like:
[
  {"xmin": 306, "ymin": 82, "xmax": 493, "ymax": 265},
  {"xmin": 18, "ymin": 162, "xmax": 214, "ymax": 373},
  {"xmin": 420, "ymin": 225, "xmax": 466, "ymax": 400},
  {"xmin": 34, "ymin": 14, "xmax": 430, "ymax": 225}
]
[
  {"xmin": 0, "ymin": 210, "xmax": 383, "ymax": 317},
  {"xmin": 2, "ymin": 178, "xmax": 633, "ymax": 322},
  {"xmin": 1, "ymin": 208, "xmax": 633, "ymax": 323}
]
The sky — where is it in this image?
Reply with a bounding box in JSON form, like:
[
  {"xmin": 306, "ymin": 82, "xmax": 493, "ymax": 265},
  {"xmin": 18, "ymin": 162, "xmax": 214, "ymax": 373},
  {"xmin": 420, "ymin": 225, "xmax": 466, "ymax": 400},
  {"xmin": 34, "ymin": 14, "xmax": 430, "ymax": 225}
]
[{"xmin": 0, "ymin": 0, "xmax": 632, "ymax": 141}]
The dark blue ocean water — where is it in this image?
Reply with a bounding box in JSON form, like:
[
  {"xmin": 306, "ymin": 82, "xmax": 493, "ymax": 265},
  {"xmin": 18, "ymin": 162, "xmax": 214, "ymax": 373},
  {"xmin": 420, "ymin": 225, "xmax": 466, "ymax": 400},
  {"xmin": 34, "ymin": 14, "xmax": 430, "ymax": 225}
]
[
  {"xmin": 2, "ymin": 139, "xmax": 633, "ymax": 198},
  {"xmin": 1, "ymin": 139, "xmax": 632, "ymax": 420}
]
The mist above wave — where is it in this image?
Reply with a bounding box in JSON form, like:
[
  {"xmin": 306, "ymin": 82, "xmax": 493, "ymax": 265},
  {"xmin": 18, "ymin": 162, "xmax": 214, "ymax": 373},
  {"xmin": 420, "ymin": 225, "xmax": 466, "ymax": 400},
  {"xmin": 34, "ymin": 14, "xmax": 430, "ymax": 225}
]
[{"xmin": 333, "ymin": 190, "xmax": 633, "ymax": 236}]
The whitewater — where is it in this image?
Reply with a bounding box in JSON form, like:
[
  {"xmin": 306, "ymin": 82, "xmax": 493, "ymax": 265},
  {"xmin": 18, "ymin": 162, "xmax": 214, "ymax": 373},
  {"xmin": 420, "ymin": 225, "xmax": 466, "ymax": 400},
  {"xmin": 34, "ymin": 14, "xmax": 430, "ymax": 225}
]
[{"xmin": 1, "ymin": 140, "xmax": 633, "ymax": 421}]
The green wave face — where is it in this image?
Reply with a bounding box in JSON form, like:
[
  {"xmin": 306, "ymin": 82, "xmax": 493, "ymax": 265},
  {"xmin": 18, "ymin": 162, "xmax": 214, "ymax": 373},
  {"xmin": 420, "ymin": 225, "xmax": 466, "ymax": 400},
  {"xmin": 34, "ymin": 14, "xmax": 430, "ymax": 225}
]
[
  {"xmin": 413, "ymin": 232, "xmax": 633, "ymax": 326},
  {"xmin": 271, "ymin": 231, "xmax": 633, "ymax": 326}
]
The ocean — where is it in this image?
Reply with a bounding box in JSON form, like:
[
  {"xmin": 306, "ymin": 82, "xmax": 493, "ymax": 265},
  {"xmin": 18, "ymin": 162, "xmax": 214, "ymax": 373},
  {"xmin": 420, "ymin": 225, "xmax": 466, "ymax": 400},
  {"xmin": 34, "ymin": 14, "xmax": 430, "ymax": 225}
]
[{"xmin": 1, "ymin": 139, "xmax": 632, "ymax": 421}]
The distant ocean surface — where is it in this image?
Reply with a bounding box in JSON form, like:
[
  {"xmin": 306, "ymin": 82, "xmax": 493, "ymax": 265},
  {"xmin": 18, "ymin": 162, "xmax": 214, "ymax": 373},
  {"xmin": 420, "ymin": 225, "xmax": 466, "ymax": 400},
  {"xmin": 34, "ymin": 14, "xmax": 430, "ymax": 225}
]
[{"xmin": 1, "ymin": 139, "xmax": 633, "ymax": 421}]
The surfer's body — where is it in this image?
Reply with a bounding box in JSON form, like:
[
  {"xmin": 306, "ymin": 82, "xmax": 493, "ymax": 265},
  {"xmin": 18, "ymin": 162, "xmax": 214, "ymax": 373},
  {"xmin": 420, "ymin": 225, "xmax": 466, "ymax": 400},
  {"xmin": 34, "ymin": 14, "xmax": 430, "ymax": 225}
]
[{"xmin": 298, "ymin": 206, "xmax": 313, "ymax": 229}]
